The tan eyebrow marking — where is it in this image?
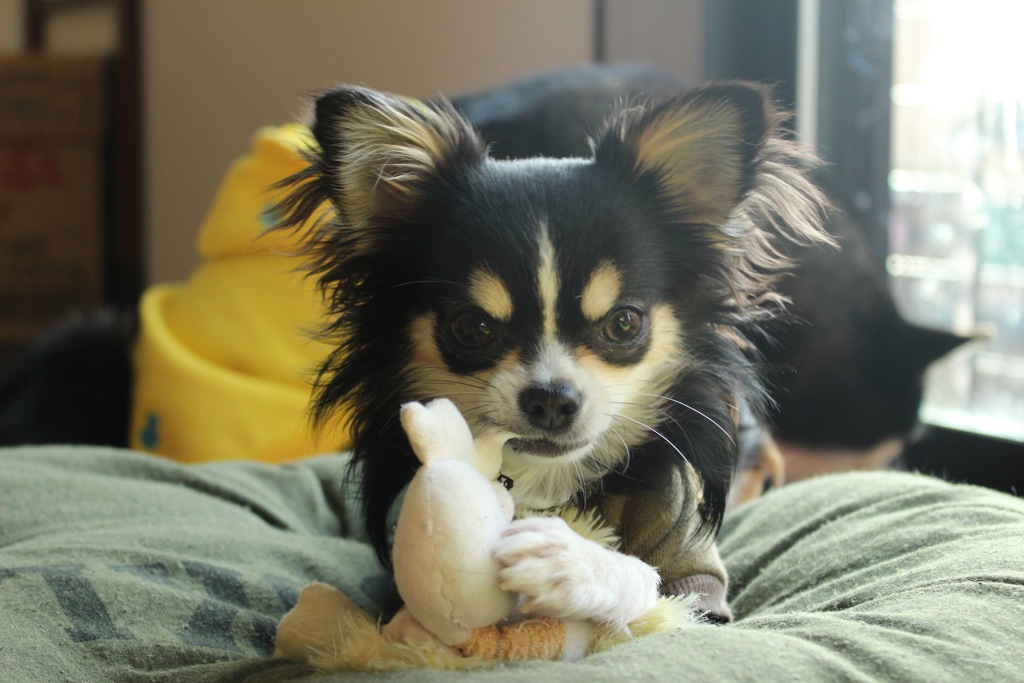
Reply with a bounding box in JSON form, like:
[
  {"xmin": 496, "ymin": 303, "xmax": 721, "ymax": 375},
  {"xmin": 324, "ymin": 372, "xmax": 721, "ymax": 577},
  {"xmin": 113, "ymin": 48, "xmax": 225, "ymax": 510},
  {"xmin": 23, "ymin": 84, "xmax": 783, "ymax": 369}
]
[
  {"xmin": 580, "ymin": 261, "xmax": 623, "ymax": 321},
  {"xmin": 469, "ymin": 267, "xmax": 514, "ymax": 322}
]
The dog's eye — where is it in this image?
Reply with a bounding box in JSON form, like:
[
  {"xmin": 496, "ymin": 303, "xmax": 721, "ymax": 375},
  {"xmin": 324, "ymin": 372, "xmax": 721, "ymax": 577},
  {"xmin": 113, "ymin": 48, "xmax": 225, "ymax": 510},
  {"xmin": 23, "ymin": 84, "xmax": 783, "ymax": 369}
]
[
  {"xmin": 602, "ymin": 307, "xmax": 645, "ymax": 343},
  {"xmin": 450, "ymin": 311, "xmax": 497, "ymax": 349}
]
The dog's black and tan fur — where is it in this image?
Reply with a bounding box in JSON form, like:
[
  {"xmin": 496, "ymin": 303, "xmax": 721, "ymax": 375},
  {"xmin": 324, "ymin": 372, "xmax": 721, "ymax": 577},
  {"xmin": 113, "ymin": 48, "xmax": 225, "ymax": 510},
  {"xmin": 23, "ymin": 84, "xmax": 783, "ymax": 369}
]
[{"xmin": 276, "ymin": 81, "xmax": 828, "ymax": 625}]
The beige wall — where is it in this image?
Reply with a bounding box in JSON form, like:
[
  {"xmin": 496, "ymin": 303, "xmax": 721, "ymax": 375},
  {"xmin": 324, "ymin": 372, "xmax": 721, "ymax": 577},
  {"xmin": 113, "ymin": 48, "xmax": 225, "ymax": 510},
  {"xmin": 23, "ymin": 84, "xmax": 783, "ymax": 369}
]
[
  {"xmin": 0, "ymin": 0, "xmax": 119, "ymax": 53},
  {"xmin": 5, "ymin": 0, "xmax": 707, "ymax": 286},
  {"xmin": 46, "ymin": 2, "xmax": 119, "ymax": 53},
  {"xmin": 144, "ymin": 0, "xmax": 594, "ymax": 283},
  {"xmin": 603, "ymin": 0, "xmax": 703, "ymax": 86},
  {"xmin": 0, "ymin": 0, "xmax": 23, "ymax": 52}
]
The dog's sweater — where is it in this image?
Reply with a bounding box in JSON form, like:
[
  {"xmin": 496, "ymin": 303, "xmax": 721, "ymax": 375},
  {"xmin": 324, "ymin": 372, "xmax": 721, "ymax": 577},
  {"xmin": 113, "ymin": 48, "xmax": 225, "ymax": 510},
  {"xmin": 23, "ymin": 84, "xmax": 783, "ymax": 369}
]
[{"xmin": 595, "ymin": 465, "xmax": 732, "ymax": 622}]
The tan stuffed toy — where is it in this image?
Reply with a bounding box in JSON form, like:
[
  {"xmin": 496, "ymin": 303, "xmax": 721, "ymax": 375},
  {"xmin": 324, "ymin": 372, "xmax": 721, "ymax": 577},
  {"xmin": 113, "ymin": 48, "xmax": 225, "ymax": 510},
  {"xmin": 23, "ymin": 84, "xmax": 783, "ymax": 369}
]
[{"xmin": 274, "ymin": 399, "xmax": 697, "ymax": 671}]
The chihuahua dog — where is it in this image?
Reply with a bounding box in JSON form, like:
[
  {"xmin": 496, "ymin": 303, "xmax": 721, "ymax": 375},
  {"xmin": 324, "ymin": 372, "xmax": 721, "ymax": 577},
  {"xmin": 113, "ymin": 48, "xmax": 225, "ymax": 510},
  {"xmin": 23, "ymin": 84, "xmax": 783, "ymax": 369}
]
[{"xmin": 276, "ymin": 80, "xmax": 828, "ymax": 627}]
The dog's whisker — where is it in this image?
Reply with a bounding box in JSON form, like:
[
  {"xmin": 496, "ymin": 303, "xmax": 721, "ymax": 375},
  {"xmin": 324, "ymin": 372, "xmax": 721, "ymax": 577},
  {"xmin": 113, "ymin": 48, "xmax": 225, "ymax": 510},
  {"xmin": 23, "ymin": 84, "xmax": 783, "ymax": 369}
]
[
  {"xmin": 412, "ymin": 375, "xmax": 496, "ymax": 391},
  {"xmin": 626, "ymin": 392, "xmax": 735, "ymax": 445},
  {"xmin": 608, "ymin": 400, "xmax": 687, "ymax": 437},
  {"xmin": 422, "ymin": 393, "xmax": 488, "ymax": 402},
  {"xmin": 593, "ymin": 428, "xmax": 631, "ymax": 472},
  {"xmin": 412, "ymin": 375, "xmax": 492, "ymax": 388},
  {"xmin": 610, "ymin": 413, "xmax": 691, "ymax": 466},
  {"xmin": 390, "ymin": 278, "xmax": 461, "ymax": 290},
  {"xmin": 570, "ymin": 458, "xmax": 587, "ymax": 502},
  {"xmin": 444, "ymin": 406, "xmax": 490, "ymax": 418},
  {"xmin": 611, "ymin": 428, "xmax": 631, "ymax": 461},
  {"xmin": 457, "ymin": 402, "xmax": 490, "ymax": 415}
]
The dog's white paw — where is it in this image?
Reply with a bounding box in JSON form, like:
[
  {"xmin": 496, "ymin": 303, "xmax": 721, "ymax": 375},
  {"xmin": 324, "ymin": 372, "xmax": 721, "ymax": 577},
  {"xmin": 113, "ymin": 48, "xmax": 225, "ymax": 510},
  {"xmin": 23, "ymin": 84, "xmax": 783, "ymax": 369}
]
[{"xmin": 494, "ymin": 516, "xmax": 659, "ymax": 628}]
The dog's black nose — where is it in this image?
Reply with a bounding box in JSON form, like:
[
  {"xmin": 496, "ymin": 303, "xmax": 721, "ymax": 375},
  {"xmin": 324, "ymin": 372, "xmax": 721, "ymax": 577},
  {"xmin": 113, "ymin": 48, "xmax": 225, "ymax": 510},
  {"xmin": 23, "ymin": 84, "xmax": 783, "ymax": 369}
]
[{"xmin": 519, "ymin": 382, "xmax": 581, "ymax": 432}]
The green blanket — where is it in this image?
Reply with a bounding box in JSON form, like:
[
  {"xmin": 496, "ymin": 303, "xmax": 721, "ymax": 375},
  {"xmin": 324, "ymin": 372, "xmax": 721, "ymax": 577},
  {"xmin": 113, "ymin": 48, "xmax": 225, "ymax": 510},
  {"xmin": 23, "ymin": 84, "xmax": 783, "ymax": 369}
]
[{"xmin": 1, "ymin": 446, "xmax": 1022, "ymax": 682}]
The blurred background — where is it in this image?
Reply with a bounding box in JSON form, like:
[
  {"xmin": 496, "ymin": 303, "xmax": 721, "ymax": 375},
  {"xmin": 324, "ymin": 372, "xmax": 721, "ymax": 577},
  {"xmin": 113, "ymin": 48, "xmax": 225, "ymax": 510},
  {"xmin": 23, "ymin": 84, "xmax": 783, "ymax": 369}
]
[{"xmin": 1, "ymin": 0, "xmax": 1021, "ymax": 485}]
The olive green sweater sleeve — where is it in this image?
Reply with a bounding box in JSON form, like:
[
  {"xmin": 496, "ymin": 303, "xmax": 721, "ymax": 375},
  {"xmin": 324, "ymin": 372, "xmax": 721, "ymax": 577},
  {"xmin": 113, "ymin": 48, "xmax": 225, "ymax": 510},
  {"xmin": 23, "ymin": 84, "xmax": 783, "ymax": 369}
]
[{"xmin": 594, "ymin": 466, "xmax": 732, "ymax": 622}]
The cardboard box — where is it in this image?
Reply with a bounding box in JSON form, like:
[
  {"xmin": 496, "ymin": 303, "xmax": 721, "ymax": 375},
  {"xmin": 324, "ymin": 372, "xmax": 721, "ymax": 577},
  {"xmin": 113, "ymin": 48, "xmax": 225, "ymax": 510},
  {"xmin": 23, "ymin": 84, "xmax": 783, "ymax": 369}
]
[{"xmin": 0, "ymin": 56, "xmax": 106, "ymax": 351}]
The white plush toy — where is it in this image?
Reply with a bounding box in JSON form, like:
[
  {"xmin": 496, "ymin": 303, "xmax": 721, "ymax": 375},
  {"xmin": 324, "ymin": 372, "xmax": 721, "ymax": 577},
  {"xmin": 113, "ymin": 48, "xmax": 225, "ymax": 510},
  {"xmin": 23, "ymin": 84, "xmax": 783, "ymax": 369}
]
[{"xmin": 274, "ymin": 399, "xmax": 695, "ymax": 671}]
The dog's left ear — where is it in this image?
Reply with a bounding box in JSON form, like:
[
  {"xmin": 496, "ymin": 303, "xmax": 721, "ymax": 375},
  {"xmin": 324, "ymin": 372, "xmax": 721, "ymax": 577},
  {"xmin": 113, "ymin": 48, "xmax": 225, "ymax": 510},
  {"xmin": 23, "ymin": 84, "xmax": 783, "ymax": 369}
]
[{"xmin": 594, "ymin": 81, "xmax": 794, "ymax": 229}]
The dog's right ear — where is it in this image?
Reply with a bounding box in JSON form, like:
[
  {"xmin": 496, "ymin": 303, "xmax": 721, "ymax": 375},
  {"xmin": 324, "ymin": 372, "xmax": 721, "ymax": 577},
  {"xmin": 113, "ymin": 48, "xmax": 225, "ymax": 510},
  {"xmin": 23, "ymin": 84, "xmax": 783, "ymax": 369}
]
[{"xmin": 310, "ymin": 86, "xmax": 484, "ymax": 229}]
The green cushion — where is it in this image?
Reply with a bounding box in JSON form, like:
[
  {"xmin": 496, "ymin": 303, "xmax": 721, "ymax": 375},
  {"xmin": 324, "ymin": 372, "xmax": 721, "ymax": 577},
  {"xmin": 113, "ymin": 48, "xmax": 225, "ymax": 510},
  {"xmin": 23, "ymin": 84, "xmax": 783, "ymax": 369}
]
[{"xmin": 1, "ymin": 446, "xmax": 1022, "ymax": 682}]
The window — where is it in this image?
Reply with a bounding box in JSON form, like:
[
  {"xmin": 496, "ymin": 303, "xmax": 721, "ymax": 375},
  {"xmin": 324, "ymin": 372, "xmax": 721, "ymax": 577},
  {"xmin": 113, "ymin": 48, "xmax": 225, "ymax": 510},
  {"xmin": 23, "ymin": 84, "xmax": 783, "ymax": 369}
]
[
  {"xmin": 888, "ymin": 0, "xmax": 1024, "ymax": 441},
  {"xmin": 617, "ymin": 0, "xmax": 1023, "ymax": 448}
]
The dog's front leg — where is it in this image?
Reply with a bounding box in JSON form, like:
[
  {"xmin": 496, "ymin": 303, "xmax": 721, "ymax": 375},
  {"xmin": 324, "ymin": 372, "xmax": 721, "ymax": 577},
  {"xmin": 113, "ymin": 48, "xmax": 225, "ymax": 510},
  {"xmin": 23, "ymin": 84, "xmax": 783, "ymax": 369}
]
[{"xmin": 494, "ymin": 516, "xmax": 660, "ymax": 631}]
